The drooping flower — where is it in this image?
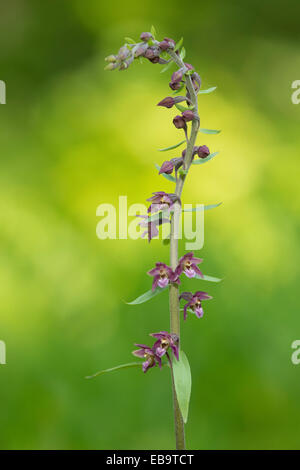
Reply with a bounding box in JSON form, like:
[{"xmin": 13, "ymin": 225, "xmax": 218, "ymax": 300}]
[
  {"xmin": 147, "ymin": 191, "xmax": 179, "ymax": 214},
  {"xmin": 132, "ymin": 344, "xmax": 161, "ymax": 373},
  {"xmin": 173, "ymin": 115, "xmax": 186, "ymax": 129},
  {"xmin": 137, "ymin": 214, "xmax": 170, "ymax": 242},
  {"xmin": 151, "ymin": 331, "xmax": 179, "ymax": 360},
  {"xmin": 197, "ymin": 145, "xmax": 210, "ymax": 159},
  {"xmin": 175, "ymin": 252, "xmax": 204, "ymax": 279},
  {"xmin": 179, "ymin": 291, "xmax": 212, "ymax": 320},
  {"xmin": 147, "ymin": 262, "xmax": 179, "ymax": 291}
]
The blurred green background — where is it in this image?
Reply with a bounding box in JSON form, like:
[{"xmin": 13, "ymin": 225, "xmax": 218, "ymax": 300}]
[{"xmin": 0, "ymin": 0, "xmax": 299, "ymax": 450}]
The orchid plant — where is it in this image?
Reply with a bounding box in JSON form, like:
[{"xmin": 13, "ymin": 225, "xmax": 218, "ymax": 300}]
[{"xmin": 88, "ymin": 26, "xmax": 222, "ymax": 450}]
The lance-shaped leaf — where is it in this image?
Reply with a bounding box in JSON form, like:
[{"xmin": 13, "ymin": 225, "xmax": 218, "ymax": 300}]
[
  {"xmin": 192, "ymin": 151, "xmax": 219, "ymax": 165},
  {"xmin": 175, "ymin": 103, "xmax": 195, "ymax": 113},
  {"xmin": 172, "ymin": 350, "xmax": 192, "ymax": 423},
  {"xmin": 86, "ymin": 362, "xmax": 141, "ymax": 379},
  {"xmin": 180, "ymin": 47, "xmax": 186, "ymax": 60},
  {"xmin": 196, "ymin": 273, "xmax": 222, "ymax": 282},
  {"xmin": 198, "ymin": 87, "xmax": 217, "ymax": 94},
  {"xmin": 158, "ymin": 140, "xmax": 185, "ymax": 152},
  {"xmin": 174, "ymin": 37, "xmax": 183, "ymax": 51},
  {"xmin": 124, "ymin": 37, "xmax": 136, "ymax": 44},
  {"xmin": 150, "ymin": 25, "xmax": 157, "ymax": 38},
  {"xmin": 200, "ymin": 128, "xmax": 221, "ymax": 134},
  {"xmin": 154, "ymin": 163, "xmax": 176, "ymax": 182},
  {"xmin": 126, "ymin": 286, "xmax": 168, "ymax": 305},
  {"xmin": 183, "ymin": 202, "xmax": 222, "ymax": 212}
]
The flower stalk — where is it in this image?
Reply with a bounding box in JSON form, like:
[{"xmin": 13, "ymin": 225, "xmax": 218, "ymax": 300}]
[{"xmin": 101, "ymin": 28, "xmax": 220, "ymax": 451}]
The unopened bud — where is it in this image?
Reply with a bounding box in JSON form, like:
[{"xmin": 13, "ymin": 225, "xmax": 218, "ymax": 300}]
[
  {"xmin": 197, "ymin": 145, "xmax": 210, "ymax": 159},
  {"xmin": 169, "ymin": 81, "xmax": 183, "ymax": 91},
  {"xmin": 118, "ymin": 46, "xmax": 130, "ymax": 61},
  {"xmin": 159, "ymin": 160, "xmax": 174, "ymax": 174},
  {"xmin": 104, "ymin": 63, "xmax": 116, "ymax": 71},
  {"xmin": 135, "ymin": 44, "xmax": 148, "ymax": 57},
  {"xmin": 182, "ymin": 110, "xmax": 195, "ymax": 122},
  {"xmin": 140, "ymin": 32, "xmax": 153, "ymax": 42},
  {"xmin": 171, "ymin": 69, "xmax": 184, "ymax": 83},
  {"xmin": 105, "ymin": 55, "xmax": 117, "ymax": 63}
]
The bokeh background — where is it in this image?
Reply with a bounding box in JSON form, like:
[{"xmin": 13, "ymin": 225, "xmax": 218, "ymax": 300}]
[{"xmin": 0, "ymin": 0, "xmax": 299, "ymax": 450}]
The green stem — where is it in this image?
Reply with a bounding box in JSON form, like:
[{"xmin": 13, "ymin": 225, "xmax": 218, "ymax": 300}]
[{"xmin": 168, "ymin": 48, "xmax": 200, "ymax": 450}]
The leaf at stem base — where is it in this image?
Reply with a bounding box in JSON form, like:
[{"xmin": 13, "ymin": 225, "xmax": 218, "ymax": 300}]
[{"xmin": 172, "ymin": 350, "xmax": 192, "ymax": 424}]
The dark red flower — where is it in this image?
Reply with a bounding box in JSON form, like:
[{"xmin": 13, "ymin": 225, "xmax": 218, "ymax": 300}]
[
  {"xmin": 151, "ymin": 331, "xmax": 179, "ymax": 360},
  {"xmin": 132, "ymin": 344, "xmax": 161, "ymax": 373},
  {"xmin": 147, "ymin": 262, "xmax": 179, "ymax": 291},
  {"xmin": 175, "ymin": 252, "xmax": 204, "ymax": 279},
  {"xmin": 179, "ymin": 291, "xmax": 212, "ymax": 320}
]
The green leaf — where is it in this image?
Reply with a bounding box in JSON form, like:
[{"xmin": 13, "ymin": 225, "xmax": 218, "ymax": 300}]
[
  {"xmin": 174, "ymin": 37, "xmax": 183, "ymax": 51},
  {"xmin": 183, "ymin": 202, "xmax": 222, "ymax": 211},
  {"xmin": 160, "ymin": 60, "xmax": 174, "ymax": 74},
  {"xmin": 179, "ymin": 169, "xmax": 188, "ymax": 176},
  {"xmin": 126, "ymin": 286, "xmax": 168, "ymax": 305},
  {"xmin": 150, "ymin": 25, "xmax": 157, "ymax": 38},
  {"xmin": 200, "ymin": 128, "xmax": 221, "ymax": 134},
  {"xmin": 175, "ymin": 103, "xmax": 194, "ymax": 113},
  {"xmin": 124, "ymin": 37, "xmax": 136, "ymax": 44},
  {"xmin": 154, "ymin": 163, "xmax": 176, "ymax": 182},
  {"xmin": 180, "ymin": 47, "xmax": 186, "ymax": 60},
  {"xmin": 192, "ymin": 151, "xmax": 219, "ymax": 164},
  {"xmin": 198, "ymin": 87, "xmax": 217, "ymax": 94},
  {"xmin": 196, "ymin": 274, "xmax": 222, "ymax": 282},
  {"xmin": 158, "ymin": 140, "xmax": 185, "ymax": 152},
  {"xmin": 86, "ymin": 362, "xmax": 141, "ymax": 379},
  {"xmin": 172, "ymin": 350, "xmax": 192, "ymax": 423}
]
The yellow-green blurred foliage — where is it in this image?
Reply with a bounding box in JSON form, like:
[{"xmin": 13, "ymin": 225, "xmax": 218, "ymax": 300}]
[{"xmin": 0, "ymin": 0, "xmax": 299, "ymax": 449}]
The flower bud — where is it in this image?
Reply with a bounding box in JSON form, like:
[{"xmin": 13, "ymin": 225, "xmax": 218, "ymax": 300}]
[
  {"xmin": 144, "ymin": 47, "xmax": 158, "ymax": 59},
  {"xmin": 118, "ymin": 46, "xmax": 130, "ymax": 61},
  {"xmin": 171, "ymin": 69, "xmax": 184, "ymax": 83},
  {"xmin": 197, "ymin": 145, "xmax": 210, "ymax": 159},
  {"xmin": 159, "ymin": 160, "xmax": 174, "ymax": 174},
  {"xmin": 173, "ymin": 115, "xmax": 186, "ymax": 129},
  {"xmin": 191, "ymin": 72, "xmax": 201, "ymax": 91},
  {"xmin": 182, "ymin": 110, "xmax": 195, "ymax": 122},
  {"xmin": 135, "ymin": 44, "xmax": 148, "ymax": 57},
  {"xmin": 169, "ymin": 81, "xmax": 182, "ymax": 91},
  {"xmin": 105, "ymin": 55, "xmax": 117, "ymax": 63},
  {"xmin": 184, "ymin": 63, "xmax": 194, "ymax": 71},
  {"xmin": 157, "ymin": 97, "xmax": 175, "ymax": 108},
  {"xmin": 159, "ymin": 37, "xmax": 175, "ymax": 50},
  {"xmin": 104, "ymin": 63, "xmax": 117, "ymax": 71},
  {"xmin": 149, "ymin": 56, "xmax": 160, "ymax": 64},
  {"xmin": 140, "ymin": 32, "xmax": 153, "ymax": 42}
]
